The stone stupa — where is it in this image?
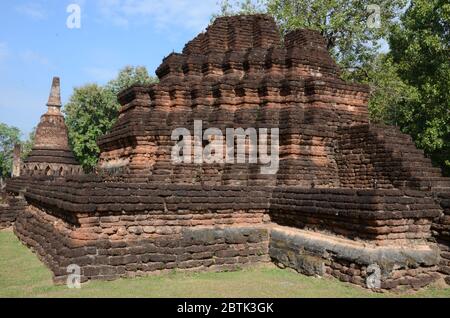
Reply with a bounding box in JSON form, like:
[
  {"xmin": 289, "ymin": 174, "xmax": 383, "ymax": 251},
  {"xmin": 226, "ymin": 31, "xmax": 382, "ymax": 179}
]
[{"xmin": 22, "ymin": 77, "xmax": 82, "ymax": 176}]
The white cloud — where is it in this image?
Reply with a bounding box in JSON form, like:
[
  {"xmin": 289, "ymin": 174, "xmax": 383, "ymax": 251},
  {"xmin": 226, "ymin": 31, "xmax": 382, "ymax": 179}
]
[
  {"xmin": 20, "ymin": 50, "xmax": 50, "ymax": 66},
  {"xmin": 84, "ymin": 67, "xmax": 117, "ymax": 82},
  {"xmin": 96, "ymin": 0, "xmax": 218, "ymax": 31},
  {"xmin": 15, "ymin": 3, "xmax": 47, "ymax": 20},
  {"xmin": 0, "ymin": 42, "xmax": 9, "ymax": 62}
]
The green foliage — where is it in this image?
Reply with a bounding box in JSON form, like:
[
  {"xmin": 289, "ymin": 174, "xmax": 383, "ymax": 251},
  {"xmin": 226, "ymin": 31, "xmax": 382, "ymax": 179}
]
[
  {"xmin": 64, "ymin": 66, "xmax": 157, "ymax": 172},
  {"xmin": 359, "ymin": 55, "xmax": 419, "ymax": 125},
  {"xmin": 106, "ymin": 66, "xmax": 158, "ymax": 96},
  {"xmin": 389, "ymin": 0, "xmax": 450, "ymax": 175},
  {"xmin": 64, "ymin": 84, "xmax": 117, "ymax": 172},
  {"xmin": 212, "ymin": 0, "xmax": 266, "ymax": 21},
  {"xmin": 21, "ymin": 128, "xmax": 35, "ymax": 161},
  {"xmin": 267, "ymin": 0, "xmax": 407, "ymax": 78},
  {"xmin": 0, "ymin": 123, "xmax": 21, "ymax": 178},
  {"xmin": 214, "ymin": 0, "xmax": 407, "ymax": 79}
]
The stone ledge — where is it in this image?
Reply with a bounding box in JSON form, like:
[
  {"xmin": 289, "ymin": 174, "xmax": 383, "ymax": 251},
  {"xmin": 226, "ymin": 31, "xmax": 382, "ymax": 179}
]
[{"xmin": 269, "ymin": 226, "xmax": 440, "ymax": 290}]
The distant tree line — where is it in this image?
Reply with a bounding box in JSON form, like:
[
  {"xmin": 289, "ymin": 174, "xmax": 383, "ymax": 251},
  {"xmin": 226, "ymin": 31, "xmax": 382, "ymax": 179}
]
[
  {"xmin": 64, "ymin": 66, "xmax": 158, "ymax": 171},
  {"xmin": 0, "ymin": 123, "xmax": 34, "ymax": 179}
]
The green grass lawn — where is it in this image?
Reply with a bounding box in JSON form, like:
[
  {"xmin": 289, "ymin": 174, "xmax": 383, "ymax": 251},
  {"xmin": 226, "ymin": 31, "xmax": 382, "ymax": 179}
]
[{"xmin": 1, "ymin": 229, "xmax": 449, "ymax": 298}]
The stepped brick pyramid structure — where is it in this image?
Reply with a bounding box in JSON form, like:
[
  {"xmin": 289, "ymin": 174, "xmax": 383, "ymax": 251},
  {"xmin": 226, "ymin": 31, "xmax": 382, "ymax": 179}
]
[{"xmin": 2, "ymin": 15, "xmax": 450, "ymax": 290}]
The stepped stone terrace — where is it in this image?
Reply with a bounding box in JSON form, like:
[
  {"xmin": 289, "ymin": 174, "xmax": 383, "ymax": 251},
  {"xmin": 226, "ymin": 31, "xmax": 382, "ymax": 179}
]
[{"xmin": 1, "ymin": 14, "xmax": 450, "ymax": 291}]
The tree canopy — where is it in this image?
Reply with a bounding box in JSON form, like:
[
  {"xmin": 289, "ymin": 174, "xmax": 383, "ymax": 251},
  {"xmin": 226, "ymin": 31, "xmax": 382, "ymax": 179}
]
[
  {"xmin": 64, "ymin": 84, "xmax": 117, "ymax": 171},
  {"xmin": 361, "ymin": 54, "xmax": 419, "ymax": 125},
  {"xmin": 64, "ymin": 66, "xmax": 157, "ymax": 172},
  {"xmin": 106, "ymin": 66, "xmax": 158, "ymax": 96},
  {"xmin": 0, "ymin": 123, "xmax": 21, "ymax": 178},
  {"xmin": 389, "ymin": 0, "xmax": 450, "ymax": 175},
  {"xmin": 21, "ymin": 128, "xmax": 35, "ymax": 161},
  {"xmin": 214, "ymin": 0, "xmax": 407, "ymax": 79}
]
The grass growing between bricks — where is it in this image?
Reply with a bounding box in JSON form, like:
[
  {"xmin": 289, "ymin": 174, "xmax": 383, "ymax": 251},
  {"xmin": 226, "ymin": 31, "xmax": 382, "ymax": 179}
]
[{"xmin": 1, "ymin": 229, "xmax": 449, "ymax": 298}]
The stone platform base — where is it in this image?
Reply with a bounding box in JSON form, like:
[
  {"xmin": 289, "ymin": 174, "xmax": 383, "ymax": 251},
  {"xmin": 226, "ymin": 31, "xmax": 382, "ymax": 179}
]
[
  {"xmin": 0, "ymin": 196, "xmax": 27, "ymax": 229},
  {"xmin": 269, "ymin": 226, "xmax": 441, "ymax": 291},
  {"xmin": 13, "ymin": 204, "xmax": 444, "ymax": 291},
  {"xmin": 14, "ymin": 206, "xmax": 270, "ymax": 285}
]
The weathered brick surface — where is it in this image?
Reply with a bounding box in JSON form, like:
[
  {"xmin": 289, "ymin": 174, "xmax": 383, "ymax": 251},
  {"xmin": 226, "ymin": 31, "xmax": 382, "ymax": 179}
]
[
  {"xmin": 336, "ymin": 125, "xmax": 450, "ymax": 190},
  {"xmin": 96, "ymin": 15, "xmax": 369, "ymax": 186},
  {"xmin": 6, "ymin": 175, "xmax": 445, "ymax": 286},
  {"xmin": 0, "ymin": 195, "xmax": 27, "ymax": 229},
  {"xmin": 432, "ymin": 191, "xmax": 450, "ymax": 278},
  {"xmin": 270, "ymin": 188, "xmax": 441, "ymax": 244},
  {"xmin": 270, "ymin": 227, "xmax": 440, "ymax": 291},
  {"xmin": 14, "ymin": 206, "xmax": 269, "ymax": 284},
  {"xmin": 22, "ymin": 77, "xmax": 82, "ymax": 177},
  {"xmin": 6, "ymin": 178, "xmax": 440, "ymax": 244}
]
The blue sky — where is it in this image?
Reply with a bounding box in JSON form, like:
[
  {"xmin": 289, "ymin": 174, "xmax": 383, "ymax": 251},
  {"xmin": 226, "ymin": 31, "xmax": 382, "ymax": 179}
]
[{"xmin": 0, "ymin": 0, "xmax": 220, "ymax": 139}]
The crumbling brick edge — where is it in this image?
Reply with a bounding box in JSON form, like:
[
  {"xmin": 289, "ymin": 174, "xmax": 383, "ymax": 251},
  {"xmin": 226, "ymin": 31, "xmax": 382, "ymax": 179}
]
[{"xmin": 270, "ymin": 226, "xmax": 442, "ymax": 291}]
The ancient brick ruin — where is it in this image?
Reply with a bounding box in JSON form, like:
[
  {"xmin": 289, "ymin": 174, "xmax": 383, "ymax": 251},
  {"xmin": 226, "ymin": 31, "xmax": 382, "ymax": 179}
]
[
  {"xmin": 2, "ymin": 15, "xmax": 450, "ymax": 290},
  {"xmin": 22, "ymin": 77, "xmax": 82, "ymax": 177}
]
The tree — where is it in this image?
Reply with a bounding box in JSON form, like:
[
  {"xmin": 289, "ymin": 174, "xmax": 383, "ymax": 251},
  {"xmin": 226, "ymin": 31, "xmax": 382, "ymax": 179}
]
[
  {"xmin": 389, "ymin": 0, "xmax": 450, "ymax": 175},
  {"xmin": 0, "ymin": 123, "xmax": 21, "ymax": 178},
  {"xmin": 106, "ymin": 66, "xmax": 158, "ymax": 96},
  {"xmin": 214, "ymin": 0, "xmax": 407, "ymax": 79},
  {"xmin": 64, "ymin": 66, "xmax": 157, "ymax": 171},
  {"xmin": 360, "ymin": 54, "xmax": 419, "ymax": 125},
  {"xmin": 21, "ymin": 128, "xmax": 35, "ymax": 161},
  {"xmin": 64, "ymin": 84, "xmax": 118, "ymax": 171},
  {"xmin": 212, "ymin": 0, "xmax": 266, "ymax": 21}
]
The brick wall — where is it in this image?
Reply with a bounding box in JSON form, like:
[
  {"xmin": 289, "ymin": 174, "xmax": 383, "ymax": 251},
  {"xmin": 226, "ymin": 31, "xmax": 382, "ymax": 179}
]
[
  {"xmin": 270, "ymin": 227, "xmax": 440, "ymax": 290},
  {"xmin": 0, "ymin": 196, "xmax": 27, "ymax": 229},
  {"xmin": 270, "ymin": 188, "xmax": 440, "ymax": 244},
  {"xmin": 432, "ymin": 191, "xmax": 450, "ymax": 284},
  {"xmin": 336, "ymin": 124, "xmax": 450, "ymax": 190},
  {"xmin": 14, "ymin": 204, "xmax": 269, "ymax": 284}
]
